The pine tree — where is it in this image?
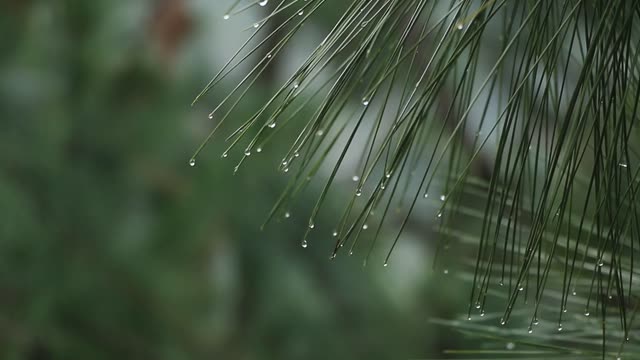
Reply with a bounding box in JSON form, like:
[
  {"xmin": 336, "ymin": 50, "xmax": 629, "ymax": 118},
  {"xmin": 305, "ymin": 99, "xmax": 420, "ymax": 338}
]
[{"xmin": 194, "ymin": 1, "xmax": 640, "ymax": 358}]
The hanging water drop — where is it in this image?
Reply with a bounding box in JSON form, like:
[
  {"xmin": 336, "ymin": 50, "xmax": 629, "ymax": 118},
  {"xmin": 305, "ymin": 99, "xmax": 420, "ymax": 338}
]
[
  {"xmin": 308, "ymin": 222, "xmax": 315, "ymax": 229},
  {"xmin": 352, "ymin": 175, "xmax": 360, "ymax": 182},
  {"xmin": 316, "ymin": 129, "xmax": 324, "ymax": 136},
  {"xmin": 301, "ymin": 239, "xmax": 308, "ymax": 248},
  {"xmin": 557, "ymin": 324, "xmax": 563, "ymax": 331},
  {"xmin": 258, "ymin": 0, "xmax": 268, "ymax": 6},
  {"xmin": 619, "ymin": 163, "xmax": 628, "ymax": 168},
  {"xmin": 439, "ymin": 194, "xmax": 446, "ymax": 201},
  {"xmin": 584, "ymin": 311, "xmax": 590, "ymax": 317},
  {"xmin": 423, "ymin": 193, "xmax": 429, "ymax": 198},
  {"xmin": 208, "ymin": 112, "xmax": 214, "ymax": 119},
  {"xmin": 437, "ymin": 212, "xmax": 442, "ymax": 218},
  {"xmin": 268, "ymin": 122, "xmax": 276, "ymax": 128},
  {"xmin": 256, "ymin": 147, "xmax": 262, "ymax": 153},
  {"xmin": 500, "ymin": 319, "xmax": 505, "ymax": 325},
  {"xmin": 284, "ymin": 211, "xmax": 291, "ymax": 218},
  {"xmin": 244, "ymin": 149, "xmax": 251, "ymax": 156},
  {"xmin": 362, "ymin": 98, "xmax": 370, "ymax": 106},
  {"xmin": 533, "ymin": 318, "xmax": 539, "ymax": 325},
  {"xmin": 457, "ymin": 23, "xmax": 464, "ymax": 30},
  {"xmin": 189, "ymin": 159, "xmax": 196, "ymax": 167},
  {"xmin": 298, "ymin": 10, "xmax": 304, "ymax": 15},
  {"xmin": 355, "ymin": 189, "xmax": 362, "ymax": 197},
  {"xmin": 223, "ymin": 14, "xmax": 230, "ymax": 20},
  {"xmin": 597, "ymin": 259, "xmax": 604, "ymax": 267},
  {"xmin": 222, "ymin": 152, "xmax": 228, "ymax": 158},
  {"xmin": 528, "ymin": 327, "xmax": 533, "ymax": 334},
  {"xmin": 362, "ymin": 224, "xmax": 368, "ymax": 230},
  {"xmin": 332, "ymin": 230, "xmax": 338, "ymax": 237},
  {"xmin": 443, "ymin": 269, "xmax": 449, "ymax": 275},
  {"xmin": 383, "ymin": 262, "xmax": 388, "ymax": 267},
  {"xmin": 349, "ymin": 250, "xmax": 353, "ymax": 256}
]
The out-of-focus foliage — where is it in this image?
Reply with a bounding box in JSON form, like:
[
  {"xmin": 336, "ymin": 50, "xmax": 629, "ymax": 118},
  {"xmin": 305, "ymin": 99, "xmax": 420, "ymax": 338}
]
[{"xmin": 0, "ymin": 2, "xmax": 468, "ymax": 359}]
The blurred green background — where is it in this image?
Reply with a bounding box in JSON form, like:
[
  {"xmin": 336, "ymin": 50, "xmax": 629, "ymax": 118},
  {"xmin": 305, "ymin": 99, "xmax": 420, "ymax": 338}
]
[{"xmin": 0, "ymin": 1, "xmax": 471, "ymax": 359}]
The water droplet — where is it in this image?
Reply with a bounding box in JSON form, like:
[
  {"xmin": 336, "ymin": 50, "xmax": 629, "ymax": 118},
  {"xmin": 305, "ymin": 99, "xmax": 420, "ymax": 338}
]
[
  {"xmin": 189, "ymin": 159, "xmax": 196, "ymax": 167},
  {"xmin": 518, "ymin": 286, "xmax": 524, "ymax": 291},
  {"xmin": 598, "ymin": 259, "xmax": 604, "ymax": 267},
  {"xmin": 332, "ymin": 230, "xmax": 338, "ymax": 237},
  {"xmin": 316, "ymin": 129, "xmax": 324, "ymax": 136},
  {"xmin": 500, "ymin": 319, "xmax": 505, "ymax": 325},
  {"xmin": 208, "ymin": 112, "xmax": 214, "ymax": 119},
  {"xmin": 355, "ymin": 189, "xmax": 362, "ymax": 197},
  {"xmin": 294, "ymin": 152, "xmax": 300, "ymax": 158},
  {"xmin": 362, "ymin": 224, "xmax": 368, "ymax": 230},
  {"xmin": 437, "ymin": 212, "xmax": 442, "ymax": 218},
  {"xmin": 533, "ymin": 318, "xmax": 539, "ymax": 325},
  {"xmin": 309, "ymin": 222, "xmax": 315, "ymax": 229},
  {"xmin": 253, "ymin": 23, "xmax": 259, "ymax": 28},
  {"xmin": 222, "ymin": 152, "xmax": 228, "ymax": 158},
  {"xmin": 258, "ymin": 0, "xmax": 268, "ymax": 6},
  {"xmin": 467, "ymin": 316, "xmax": 471, "ymax": 320},
  {"xmin": 298, "ymin": 10, "xmax": 304, "ymax": 15},
  {"xmin": 439, "ymin": 194, "xmax": 446, "ymax": 201},
  {"xmin": 349, "ymin": 250, "xmax": 353, "ymax": 256},
  {"xmin": 268, "ymin": 122, "xmax": 276, "ymax": 128},
  {"xmin": 457, "ymin": 23, "xmax": 464, "ymax": 30},
  {"xmin": 223, "ymin": 14, "xmax": 230, "ymax": 20},
  {"xmin": 557, "ymin": 324, "xmax": 563, "ymax": 331},
  {"xmin": 475, "ymin": 303, "xmax": 481, "ymax": 309},
  {"xmin": 284, "ymin": 211, "xmax": 291, "ymax": 218},
  {"xmin": 423, "ymin": 193, "xmax": 429, "ymax": 198},
  {"xmin": 572, "ymin": 289, "xmax": 577, "ymax": 296},
  {"xmin": 563, "ymin": 308, "xmax": 567, "ymax": 313},
  {"xmin": 362, "ymin": 98, "xmax": 370, "ymax": 106},
  {"xmin": 385, "ymin": 172, "xmax": 392, "ymax": 179},
  {"xmin": 301, "ymin": 239, "xmax": 308, "ymax": 248},
  {"xmin": 480, "ymin": 310, "xmax": 485, "ymax": 316},
  {"xmin": 244, "ymin": 149, "xmax": 251, "ymax": 156},
  {"xmin": 283, "ymin": 168, "xmax": 289, "ymax": 173},
  {"xmin": 506, "ymin": 342, "xmax": 515, "ymax": 350},
  {"xmin": 266, "ymin": 53, "xmax": 272, "ymax": 59},
  {"xmin": 528, "ymin": 327, "xmax": 533, "ymax": 334},
  {"xmin": 443, "ymin": 269, "xmax": 449, "ymax": 274},
  {"xmin": 256, "ymin": 147, "xmax": 262, "ymax": 153},
  {"xmin": 352, "ymin": 175, "xmax": 360, "ymax": 182},
  {"xmin": 293, "ymin": 82, "xmax": 299, "ymax": 89},
  {"xmin": 619, "ymin": 163, "xmax": 628, "ymax": 168},
  {"xmin": 499, "ymin": 281, "xmax": 504, "ymax": 286},
  {"xmin": 584, "ymin": 311, "xmax": 590, "ymax": 317}
]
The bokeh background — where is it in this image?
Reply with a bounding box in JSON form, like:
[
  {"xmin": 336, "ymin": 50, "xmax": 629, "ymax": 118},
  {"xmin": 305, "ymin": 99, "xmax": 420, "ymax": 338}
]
[{"xmin": 0, "ymin": 1, "xmax": 475, "ymax": 359}]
